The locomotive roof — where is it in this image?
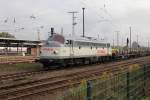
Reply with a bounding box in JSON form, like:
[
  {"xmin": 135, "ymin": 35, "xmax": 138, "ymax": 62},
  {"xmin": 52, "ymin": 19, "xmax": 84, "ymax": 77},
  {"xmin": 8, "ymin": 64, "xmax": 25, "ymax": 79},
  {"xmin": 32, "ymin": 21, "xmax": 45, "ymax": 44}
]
[{"xmin": 63, "ymin": 34, "xmax": 109, "ymax": 44}]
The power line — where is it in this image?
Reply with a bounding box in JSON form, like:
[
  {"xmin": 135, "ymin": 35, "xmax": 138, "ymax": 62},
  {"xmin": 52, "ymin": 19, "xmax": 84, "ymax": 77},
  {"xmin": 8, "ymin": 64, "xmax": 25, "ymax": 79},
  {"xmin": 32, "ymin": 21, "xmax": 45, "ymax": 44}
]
[{"xmin": 81, "ymin": 0, "xmax": 113, "ymax": 20}]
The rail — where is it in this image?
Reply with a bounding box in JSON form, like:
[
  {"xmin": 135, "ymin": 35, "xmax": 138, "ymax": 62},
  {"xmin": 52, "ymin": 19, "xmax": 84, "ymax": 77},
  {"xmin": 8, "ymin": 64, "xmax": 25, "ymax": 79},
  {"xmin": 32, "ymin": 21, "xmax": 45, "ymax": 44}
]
[
  {"xmin": 0, "ymin": 56, "xmax": 149, "ymax": 99},
  {"xmin": 52, "ymin": 62, "xmax": 150, "ymax": 100}
]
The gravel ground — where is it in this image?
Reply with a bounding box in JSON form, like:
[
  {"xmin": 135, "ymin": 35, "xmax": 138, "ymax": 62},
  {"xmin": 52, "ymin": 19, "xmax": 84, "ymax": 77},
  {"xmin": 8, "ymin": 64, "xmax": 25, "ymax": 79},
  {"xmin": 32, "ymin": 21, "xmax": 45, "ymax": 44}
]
[
  {"xmin": 0, "ymin": 56, "xmax": 149, "ymax": 76},
  {"xmin": 0, "ymin": 56, "xmax": 150, "ymax": 100}
]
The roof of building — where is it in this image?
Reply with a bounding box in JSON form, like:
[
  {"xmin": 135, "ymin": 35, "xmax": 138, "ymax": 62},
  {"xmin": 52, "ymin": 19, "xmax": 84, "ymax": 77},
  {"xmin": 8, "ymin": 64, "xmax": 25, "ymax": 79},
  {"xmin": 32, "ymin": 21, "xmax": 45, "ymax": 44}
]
[
  {"xmin": 0, "ymin": 37, "xmax": 40, "ymax": 43},
  {"xmin": 0, "ymin": 38, "xmax": 41, "ymax": 47}
]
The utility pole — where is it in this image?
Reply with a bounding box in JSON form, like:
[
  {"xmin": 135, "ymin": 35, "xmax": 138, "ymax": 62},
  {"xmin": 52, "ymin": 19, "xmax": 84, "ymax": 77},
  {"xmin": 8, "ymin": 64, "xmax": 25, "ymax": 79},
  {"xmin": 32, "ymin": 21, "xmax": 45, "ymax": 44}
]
[
  {"xmin": 121, "ymin": 35, "xmax": 123, "ymax": 47},
  {"xmin": 129, "ymin": 27, "xmax": 132, "ymax": 53},
  {"xmin": 115, "ymin": 31, "xmax": 119, "ymax": 49},
  {"xmin": 137, "ymin": 34, "xmax": 139, "ymax": 51},
  {"xmin": 37, "ymin": 29, "xmax": 40, "ymax": 41},
  {"xmin": 98, "ymin": 34, "xmax": 99, "ymax": 39},
  {"xmin": 68, "ymin": 11, "xmax": 78, "ymax": 36},
  {"xmin": 113, "ymin": 32, "xmax": 115, "ymax": 48},
  {"xmin": 148, "ymin": 39, "xmax": 149, "ymax": 51},
  {"xmin": 137, "ymin": 34, "xmax": 139, "ymax": 45},
  {"xmin": 82, "ymin": 8, "xmax": 85, "ymax": 37},
  {"xmin": 36, "ymin": 29, "xmax": 40, "ymax": 57},
  {"xmin": 113, "ymin": 39, "xmax": 114, "ymax": 48},
  {"xmin": 61, "ymin": 27, "xmax": 63, "ymax": 35}
]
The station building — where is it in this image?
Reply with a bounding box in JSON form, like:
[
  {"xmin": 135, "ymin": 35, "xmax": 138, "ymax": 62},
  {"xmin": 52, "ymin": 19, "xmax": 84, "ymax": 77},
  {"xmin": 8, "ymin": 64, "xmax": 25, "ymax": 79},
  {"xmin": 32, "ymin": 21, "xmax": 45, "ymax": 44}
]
[{"xmin": 0, "ymin": 38, "xmax": 41, "ymax": 56}]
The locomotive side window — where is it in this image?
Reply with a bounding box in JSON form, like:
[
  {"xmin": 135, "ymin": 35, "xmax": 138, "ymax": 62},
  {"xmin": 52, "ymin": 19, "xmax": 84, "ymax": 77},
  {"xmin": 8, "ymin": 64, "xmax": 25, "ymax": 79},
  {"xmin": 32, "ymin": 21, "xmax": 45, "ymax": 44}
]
[
  {"xmin": 70, "ymin": 40, "xmax": 73, "ymax": 44},
  {"xmin": 75, "ymin": 41, "xmax": 90, "ymax": 47},
  {"xmin": 79, "ymin": 46, "xmax": 81, "ymax": 49},
  {"xmin": 98, "ymin": 43, "xmax": 107, "ymax": 47},
  {"xmin": 107, "ymin": 43, "xmax": 110, "ymax": 47}
]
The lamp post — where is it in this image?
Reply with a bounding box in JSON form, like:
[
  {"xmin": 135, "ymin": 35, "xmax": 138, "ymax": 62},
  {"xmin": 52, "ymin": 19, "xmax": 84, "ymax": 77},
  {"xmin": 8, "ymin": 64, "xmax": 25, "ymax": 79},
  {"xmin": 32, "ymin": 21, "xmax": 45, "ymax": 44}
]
[
  {"xmin": 129, "ymin": 27, "xmax": 132, "ymax": 53},
  {"xmin": 82, "ymin": 8, "xmax": 85, "ymax": 37}
]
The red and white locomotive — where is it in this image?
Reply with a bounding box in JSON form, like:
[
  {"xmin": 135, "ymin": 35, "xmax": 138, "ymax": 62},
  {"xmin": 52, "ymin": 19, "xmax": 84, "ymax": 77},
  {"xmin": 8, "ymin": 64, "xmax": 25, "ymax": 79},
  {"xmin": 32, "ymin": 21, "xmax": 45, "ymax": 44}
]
[{"xmin": 39, "ymin": 29, "xmax": 112, "ymax": 68}]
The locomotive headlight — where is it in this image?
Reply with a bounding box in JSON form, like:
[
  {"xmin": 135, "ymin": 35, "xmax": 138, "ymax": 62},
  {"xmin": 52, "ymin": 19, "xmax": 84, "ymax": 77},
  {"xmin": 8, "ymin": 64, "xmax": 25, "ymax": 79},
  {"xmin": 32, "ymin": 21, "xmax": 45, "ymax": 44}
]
[{"xmin": 53, "ymin": 50, "xmax": 59, "ymax": 54}]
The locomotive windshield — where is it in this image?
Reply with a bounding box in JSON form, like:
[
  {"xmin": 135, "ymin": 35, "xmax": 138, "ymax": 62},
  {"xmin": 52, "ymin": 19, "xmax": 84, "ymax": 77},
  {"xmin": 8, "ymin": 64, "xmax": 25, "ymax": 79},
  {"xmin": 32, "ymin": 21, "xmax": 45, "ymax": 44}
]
[
  {"xmin": 47, "ymin": 34, "xmax": 65, "ymax": 44},
  {"xmin": 44, "ymin": 34, "xmax": 65, "ymax": 47},
  {"xmin": 45, "ymin": 41, "xmax": 61, "ymax": 47}
]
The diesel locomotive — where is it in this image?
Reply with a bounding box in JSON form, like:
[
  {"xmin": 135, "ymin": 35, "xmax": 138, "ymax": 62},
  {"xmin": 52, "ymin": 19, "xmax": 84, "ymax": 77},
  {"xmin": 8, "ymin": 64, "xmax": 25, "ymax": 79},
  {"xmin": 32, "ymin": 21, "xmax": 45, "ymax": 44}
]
[{"xmin": 39, "ymin": 28, "xmax": 113, "ymax": 68}]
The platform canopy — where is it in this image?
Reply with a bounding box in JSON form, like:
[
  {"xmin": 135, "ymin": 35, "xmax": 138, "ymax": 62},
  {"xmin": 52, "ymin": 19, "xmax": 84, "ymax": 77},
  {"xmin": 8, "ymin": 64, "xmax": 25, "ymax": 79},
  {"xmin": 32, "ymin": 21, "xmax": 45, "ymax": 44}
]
[{"xmin": 0, "ymin": 38, "xmax": 41, "ymax": 47}]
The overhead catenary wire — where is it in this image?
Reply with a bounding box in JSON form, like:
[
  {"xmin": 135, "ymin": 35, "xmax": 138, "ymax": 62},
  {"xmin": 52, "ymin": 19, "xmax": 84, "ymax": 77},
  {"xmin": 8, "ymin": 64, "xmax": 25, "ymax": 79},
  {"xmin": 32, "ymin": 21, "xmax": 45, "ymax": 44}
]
[{"xmin": 80, "ymin": 0, "xmax": 113, "ymax": 21}]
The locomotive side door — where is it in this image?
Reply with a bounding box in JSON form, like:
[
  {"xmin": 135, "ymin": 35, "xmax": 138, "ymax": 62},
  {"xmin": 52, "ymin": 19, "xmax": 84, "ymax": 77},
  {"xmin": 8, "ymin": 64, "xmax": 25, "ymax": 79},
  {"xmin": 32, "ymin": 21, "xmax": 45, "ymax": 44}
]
[
  {"xmin": 66, "ymin": 40, "xmax": 74, "ymax": 57},
  {"xmin": 70, "ymin": 40, "xmax": 74, "ymax": 56}
]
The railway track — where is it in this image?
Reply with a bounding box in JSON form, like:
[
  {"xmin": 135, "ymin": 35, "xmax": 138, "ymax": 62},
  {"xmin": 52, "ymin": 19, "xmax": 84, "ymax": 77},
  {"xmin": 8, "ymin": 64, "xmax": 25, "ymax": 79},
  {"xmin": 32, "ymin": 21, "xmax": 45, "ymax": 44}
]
[
  {"xmin": 0, "ymin": 56, "xmax": 147, "ymax": 83},
  {"xmin": 0, "ymin": 56, "xmax": 149, "ymax": 100},
  {"xmin": 0, "ymin": 70, "xmax": 49, "ymax": 82}
]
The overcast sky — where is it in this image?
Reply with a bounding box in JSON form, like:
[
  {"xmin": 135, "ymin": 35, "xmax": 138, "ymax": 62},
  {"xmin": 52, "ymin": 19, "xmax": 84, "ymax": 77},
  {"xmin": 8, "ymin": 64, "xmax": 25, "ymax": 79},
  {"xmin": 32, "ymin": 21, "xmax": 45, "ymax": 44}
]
[{"xmin": 0, "ymin": 0, "xmax": 150, "ymax": 46}]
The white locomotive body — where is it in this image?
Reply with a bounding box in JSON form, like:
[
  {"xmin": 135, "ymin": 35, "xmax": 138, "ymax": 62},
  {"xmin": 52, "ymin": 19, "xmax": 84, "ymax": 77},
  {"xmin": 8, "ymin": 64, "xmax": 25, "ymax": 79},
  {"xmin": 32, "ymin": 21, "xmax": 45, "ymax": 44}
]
[{"xmin": 39, "ymin": 33, "xmax": 112, "ymax": 67}]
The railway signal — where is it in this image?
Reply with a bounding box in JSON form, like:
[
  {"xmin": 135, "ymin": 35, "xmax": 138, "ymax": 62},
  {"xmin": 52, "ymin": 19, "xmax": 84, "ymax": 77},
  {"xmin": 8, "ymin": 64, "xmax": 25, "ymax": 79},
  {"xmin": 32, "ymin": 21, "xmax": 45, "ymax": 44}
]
[
  {"xmin": 127, "ymin": 37, "xmax": 129, "ymax": 47},
  {"xmin": 129, "ymin": 27, "xmax": 132, "ymax": 53}
]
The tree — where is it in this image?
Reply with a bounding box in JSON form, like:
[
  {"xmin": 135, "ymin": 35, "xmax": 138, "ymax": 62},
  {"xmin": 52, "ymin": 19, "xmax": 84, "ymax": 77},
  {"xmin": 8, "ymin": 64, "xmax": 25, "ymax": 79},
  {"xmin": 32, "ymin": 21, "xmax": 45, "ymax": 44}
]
[{"xmin": 0, "ymin": 32, "xmax": 15, "ymax": 38}]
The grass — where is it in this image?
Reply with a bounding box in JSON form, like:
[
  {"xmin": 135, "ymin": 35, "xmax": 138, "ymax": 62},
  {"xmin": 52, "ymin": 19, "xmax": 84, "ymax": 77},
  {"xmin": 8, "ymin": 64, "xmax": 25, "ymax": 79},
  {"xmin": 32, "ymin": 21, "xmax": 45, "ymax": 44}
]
[
  {"xmin": 11, "ymin": 63, "xmax": 42, "ymax": 70},
  {"xmin": 0, "ymin": 63, "xmax": 43, "ymax": 75}
]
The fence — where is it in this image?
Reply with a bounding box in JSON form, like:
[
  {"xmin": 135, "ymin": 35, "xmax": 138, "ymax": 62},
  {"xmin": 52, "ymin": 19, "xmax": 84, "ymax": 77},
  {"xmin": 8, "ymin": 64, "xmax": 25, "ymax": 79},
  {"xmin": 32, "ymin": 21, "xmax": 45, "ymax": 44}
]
[{"xmin": 52, "ymin": 63, "xmax": 150, "ymax": 100}]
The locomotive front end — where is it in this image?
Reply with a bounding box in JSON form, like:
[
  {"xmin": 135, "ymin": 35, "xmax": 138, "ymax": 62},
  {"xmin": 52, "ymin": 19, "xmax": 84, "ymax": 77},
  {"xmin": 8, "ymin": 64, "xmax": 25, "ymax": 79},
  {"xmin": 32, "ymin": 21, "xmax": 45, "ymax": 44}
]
[{"xmin": 39, "ymin": 33, "xmax": 65, "ymax": 67}]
